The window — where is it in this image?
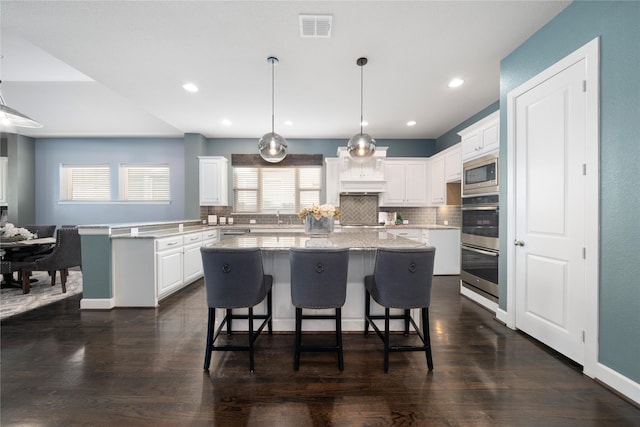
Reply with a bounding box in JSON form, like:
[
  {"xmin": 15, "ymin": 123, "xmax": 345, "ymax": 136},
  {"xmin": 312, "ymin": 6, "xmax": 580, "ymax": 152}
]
[
  {"xmin": 60, "ymin": 165, "xmax": 110, "ymax": 201},
  {"xmin": 233, "ymin": 166, "xmax": 321, "ymax": 213},
  {"xmin": 120, "ymin": 164, "xmax": 170, "ymax": 201}
]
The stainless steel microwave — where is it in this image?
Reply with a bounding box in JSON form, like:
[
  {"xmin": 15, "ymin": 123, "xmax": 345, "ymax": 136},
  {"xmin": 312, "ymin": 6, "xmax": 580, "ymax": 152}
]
[{"xmin": 463, "ymin": 152, "xmax": 499, "ymax": 196}]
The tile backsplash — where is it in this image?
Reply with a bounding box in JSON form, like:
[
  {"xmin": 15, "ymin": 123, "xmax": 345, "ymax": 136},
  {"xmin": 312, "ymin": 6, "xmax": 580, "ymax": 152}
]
[
  {"xmin": 201, "ymin": 198, "xmax": 461, "ymax": 228},
  {"xmin": 339, "ymin": 194, "xmax": 379, "ymax": 225}
]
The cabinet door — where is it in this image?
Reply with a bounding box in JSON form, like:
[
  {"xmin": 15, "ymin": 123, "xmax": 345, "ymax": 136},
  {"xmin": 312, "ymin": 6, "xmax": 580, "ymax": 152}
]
[
  {"xmin": 461, "ymin": 133, "xmax": 480, "ymax": 160},
  {"xmin": 156, "ymin": 247, "xmax": 184, "ymax": 298},
  {"xmin": 430, "ymin": 156, "xmax": 445, "ymax": 205},
  {"xmin": 444, "ymin": 145, "xmax": 461, "ymax": 182},
  {"xmin": 183, "ymin": 242, "xmax": 204, "ymax": 284},
  {"xmin": 404, "ymin": 161, "xmax": 429, "ymax": 205},
  {"xmin": 480, "ymin": 120, "xmax": 499, "ymax": 154},
  {"xmin": 380, "ymin": 161, "xmax": 406, "ymax": 206},
  {"xmin": 325, "ymin": 158, "xmax": 340, "ymax": 206},
  {"xmin": 199, "ymin": 157, "xmax": 228, "ymax": 206}
]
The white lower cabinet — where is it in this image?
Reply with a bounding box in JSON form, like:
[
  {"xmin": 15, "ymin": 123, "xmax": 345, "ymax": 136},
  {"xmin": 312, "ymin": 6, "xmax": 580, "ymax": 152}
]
[
  {"xmin": 182, "ymin": 233, "xmax": 204, "ymax": 286},
  {"xmin": 114, "ymin": 230, "xmax": 217, "ymax": 307},
  {"xmin": 156, "ymin": 239, "xmax": 184, "ymax": 299},
  {"xmin": 422, "ymin": 229, "xmax": 460, "ymax": 275}
]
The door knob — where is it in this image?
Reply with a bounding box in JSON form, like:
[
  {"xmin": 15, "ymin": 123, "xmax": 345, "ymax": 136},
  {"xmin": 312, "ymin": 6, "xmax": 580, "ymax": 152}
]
[{"xmin": 514, "ymin": 240, "xmax": 525, "ymax": 247}]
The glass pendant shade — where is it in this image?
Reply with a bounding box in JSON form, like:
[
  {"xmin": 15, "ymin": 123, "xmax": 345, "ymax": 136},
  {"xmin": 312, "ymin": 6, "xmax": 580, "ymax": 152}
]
[
  {"xmin": 258, "ymin": 131, "xmax": 288, "ymax": 163},
  {"xmin": 347, "ymin": 133, "xmax": 376, "ymax": 162},
  {"xmin": 259, "ymin": 56, "xmax": 287, "ymax": 163},
  {"xmin": 348, "ymin": 57, "xmax": 375, "ymax": 163},
  {"xmin": 0, "ymin": 104, "xmax": 43, "ymax": 128}
]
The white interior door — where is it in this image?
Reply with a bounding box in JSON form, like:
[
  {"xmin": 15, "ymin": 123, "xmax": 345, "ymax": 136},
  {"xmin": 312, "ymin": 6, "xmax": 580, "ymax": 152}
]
[{"xmin": 513, "ymin": 59, "xmax": 587, "ymax": 364}]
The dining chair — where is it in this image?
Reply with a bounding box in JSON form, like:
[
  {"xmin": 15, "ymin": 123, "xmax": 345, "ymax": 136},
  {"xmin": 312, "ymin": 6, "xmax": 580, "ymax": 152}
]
[
  {"xmin": 289, "ymin": 247, "xmax": 349, "ymax": 371},
  {"xmin": 364, "ymin": 247, "xmax": 436, "ymax": 372},
  {"xmin": 16, "ymin": 227, "xmax": 82, "ymax": 294},
  {"xmin": 201, "ymin": 247, "xmax": 273, "ymax": 372}
]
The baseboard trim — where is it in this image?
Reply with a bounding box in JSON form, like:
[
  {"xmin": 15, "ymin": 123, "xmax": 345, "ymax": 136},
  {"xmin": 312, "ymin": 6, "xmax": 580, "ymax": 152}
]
[
  {"xmin": 595, "ymin": 362, "xmax": 640, "ymax": 406},
  {"xmin": 80, "ymin": 297, "xmax": 115, "ymax": 310}
]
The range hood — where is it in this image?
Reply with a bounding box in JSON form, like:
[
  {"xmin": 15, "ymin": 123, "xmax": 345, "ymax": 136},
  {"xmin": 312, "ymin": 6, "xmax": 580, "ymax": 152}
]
[{"xmin": 337, "ymin": 147, "xmax": 387, "ymax": 193}]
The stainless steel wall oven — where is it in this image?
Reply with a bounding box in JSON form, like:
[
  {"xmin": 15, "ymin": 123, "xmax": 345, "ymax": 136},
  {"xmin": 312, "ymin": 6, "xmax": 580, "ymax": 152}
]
[{"xmin": 460, "ymin": 194, "xmax": 499, "ymax": 302}]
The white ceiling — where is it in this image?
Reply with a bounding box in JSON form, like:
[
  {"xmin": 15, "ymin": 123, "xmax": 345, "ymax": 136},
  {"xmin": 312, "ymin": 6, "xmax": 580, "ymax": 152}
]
[{"xmin": 0, "ymin": 0, "xmax": 570, "ymax": 140}]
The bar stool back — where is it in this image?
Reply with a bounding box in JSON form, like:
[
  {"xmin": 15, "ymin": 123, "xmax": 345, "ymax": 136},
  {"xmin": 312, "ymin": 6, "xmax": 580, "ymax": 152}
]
[
  {"xmin": 364, "ymin": 247, "xmax": 436, "ymax": 372},
  {"xmin": 201, "ymin": 247, "xmax": 273, "ymax": 372},
  {"xmin": 289, "ymin": 247, "xmax": 349, "ymax": 371}
]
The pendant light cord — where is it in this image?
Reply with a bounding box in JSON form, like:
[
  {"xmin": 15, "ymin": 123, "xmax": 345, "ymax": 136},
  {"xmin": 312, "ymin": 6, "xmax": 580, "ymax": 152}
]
[
  {"xmin": 271, "ymin": 60, "xmax": 275, "ymax": 133},
  {"xmin": 359, "ymin": 64, "xmax": 364, "ymax": 134}
]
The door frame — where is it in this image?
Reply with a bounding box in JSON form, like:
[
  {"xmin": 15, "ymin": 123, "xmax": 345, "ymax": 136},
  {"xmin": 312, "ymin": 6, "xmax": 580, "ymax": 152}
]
[{"xmin": 504, "ymin": 37, "xmax": 600, "ymax": 377}]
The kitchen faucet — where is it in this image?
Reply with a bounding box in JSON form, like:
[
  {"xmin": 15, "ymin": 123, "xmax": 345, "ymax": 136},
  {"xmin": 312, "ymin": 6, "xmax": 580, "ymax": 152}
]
[{"xmin": 276, "ymin": 210, "xmax": 281, "ymax": 226}]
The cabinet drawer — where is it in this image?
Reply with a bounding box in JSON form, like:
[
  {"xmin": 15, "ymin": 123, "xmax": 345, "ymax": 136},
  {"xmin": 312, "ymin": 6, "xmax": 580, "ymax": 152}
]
[
  {"xmin": 183, "ymin": 232, "xmax": 203, "ymax": 245},
  {"xmin": 156, "ymin": 236, "xmax": 183, "ymax": 251},
  {"xmin": 202, "ymin": 229, "xmax": 219, "ymax": 241}
]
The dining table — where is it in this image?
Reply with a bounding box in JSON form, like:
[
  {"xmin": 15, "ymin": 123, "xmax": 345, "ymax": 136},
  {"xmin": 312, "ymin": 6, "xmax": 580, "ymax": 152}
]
[{"xmin": 1, "ymin": 237, "xmax": 56, "ymax": 289}]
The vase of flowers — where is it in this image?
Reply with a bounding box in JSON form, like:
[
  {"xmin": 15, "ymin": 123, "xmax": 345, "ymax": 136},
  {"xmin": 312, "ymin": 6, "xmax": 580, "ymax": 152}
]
[{"xmin": 299, "ymin": 204, "xmax": 339, "ymax": 235}]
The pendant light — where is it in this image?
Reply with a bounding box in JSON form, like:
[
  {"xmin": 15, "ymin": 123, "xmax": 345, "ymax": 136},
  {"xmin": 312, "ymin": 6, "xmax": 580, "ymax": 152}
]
[
  {"xmin": 0, "ymin": 80, "xmax": 43, "ymax": 128},
  {"xmin": 258, "ymin": 57, "xmax": 287, "ymax": 163},
  {"xmin": 347, "ymin": 57, "xmax": 375, "ymax": 162}
]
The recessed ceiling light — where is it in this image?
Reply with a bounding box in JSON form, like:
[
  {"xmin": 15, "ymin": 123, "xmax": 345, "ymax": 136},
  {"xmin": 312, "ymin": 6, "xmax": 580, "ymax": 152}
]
[
  {"xmin": 407, "ymin": 120, "xmax": 417, "ymax": 127},
  {"xmin": 360, "ymin": 120, "xmax": 368, "ymax": 127},
  {"xmin": 221, "ymin": 119, "xmax": 232, "ymax": 126},
  {"xmin": 183, "ymin": 83, "xmax": 199, "ymax": 93},
  {"xmin": 284, "ymin": 120, "xmax": 293, "ymax": 126},
  {"xmin": 448, "ymin": 78, "xmax": 464, "ymax": 88}
]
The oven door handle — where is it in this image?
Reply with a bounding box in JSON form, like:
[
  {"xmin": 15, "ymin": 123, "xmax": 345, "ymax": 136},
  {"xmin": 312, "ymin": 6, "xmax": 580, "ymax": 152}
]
[
  {"xmin": 461, "ymin": 206, "xmax": 499, "ymax": 211},
  {"xmin": 462, "ymin": 246, "xmax": 498, "ymax": 257}
]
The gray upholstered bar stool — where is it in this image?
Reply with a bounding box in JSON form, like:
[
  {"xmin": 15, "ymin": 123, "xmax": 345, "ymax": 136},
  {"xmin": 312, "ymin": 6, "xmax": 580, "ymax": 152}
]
[
  {"xmin": 201, "ymin": 247, "xmax": 273, "ymax": 372},
  {"xmin": 364, "ymin": 247, "xmax": 436, "ymax": 372},
  {"xmin": 289, "ymin": 247, "xmax": 350, "ymax": 371}
]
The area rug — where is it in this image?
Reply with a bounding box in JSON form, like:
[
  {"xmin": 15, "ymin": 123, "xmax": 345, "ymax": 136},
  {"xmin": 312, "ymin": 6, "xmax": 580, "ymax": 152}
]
[{"xmin": 0, "ymin": 270, "xmax": 82, "ymax": 321}]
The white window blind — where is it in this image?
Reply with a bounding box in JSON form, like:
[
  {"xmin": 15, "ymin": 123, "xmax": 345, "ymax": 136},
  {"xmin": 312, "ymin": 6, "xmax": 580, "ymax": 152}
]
[
  {"xmin": 233, "ymin": 166, "xmax": 321, "ymax": 213},
  {"xmin": 60, "ymin": 165, "xmax": 110, "ymax": 201},
  {"xmin": 120, "ymin": 164, "xmax": 170, "ymax": 201}
]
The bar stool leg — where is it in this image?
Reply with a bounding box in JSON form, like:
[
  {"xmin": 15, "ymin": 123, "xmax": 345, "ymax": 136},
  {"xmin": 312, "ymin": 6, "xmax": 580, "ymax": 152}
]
[
  {"xmin": 294, "ymin": 307, "xmax": 302, "ymax": 371},
  {"xmin": 248, "ymin": 307, "xmax": 255, "ymax": 372},
  {"xmin": 336, "ymin": 307, "xmax": 344, "ymax": 371},
  {"xmin": 422, "ymin": 307, "xmax": 433, "ymax": 370},
  {"xmin": 226, "ymin": 309, "xmax": 233, "ymax": 335},
  {"xmin": 267, "ymin": 289, "xmax": 273, "ymax": 334},
  {"xmin": 204, "ymin": 307, "xmax": 215, "ymax": 371},
  {"xmin": 364, "ymin": 288, "xmax": 371, "ymax": 335},
  {"xmin": 384, "ymin": 307, "xmax": 390, "ymax": 373}
]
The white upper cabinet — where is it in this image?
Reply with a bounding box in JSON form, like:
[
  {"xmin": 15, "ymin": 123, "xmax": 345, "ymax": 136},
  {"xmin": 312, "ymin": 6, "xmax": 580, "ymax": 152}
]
[
  {"xmin": 199, "ymin": 156, "xmax": 228, "ymax": 206},
  {"xmin": 429, "ymin": 144, "xmax": 462, "ymax": 206},
  {"xmin": 380, "ymin": 158, "xmax": 429, "ymax": 207},
  {"xmin": 430, "ymin": 155, "xmax": 445, "ymax": 205},
  {"xmin": 459, "ymin": 111, "xmax": 500, "ymax": 161},
  {"xmin": 336, "ymin": 147, "xmax": 387, "ymax": 192},
  {"xmin": 325, "ymin": 157, "xmax": 340, "ymax": 206},
  {"xmin": 444, "ymin": 144, "xmax": 461, "ymax": 182}
]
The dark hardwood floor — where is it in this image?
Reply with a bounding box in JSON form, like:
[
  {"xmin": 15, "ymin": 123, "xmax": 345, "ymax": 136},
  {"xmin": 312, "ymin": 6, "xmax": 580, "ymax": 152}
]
[{"xmin": 1, "ymin": 275, "xmax": 638, "ymax": 426}]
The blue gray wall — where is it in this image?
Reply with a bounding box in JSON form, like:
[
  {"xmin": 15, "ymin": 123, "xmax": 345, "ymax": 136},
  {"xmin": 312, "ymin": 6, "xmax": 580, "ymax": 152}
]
[
  {"xmin": 435, "ymin": 101, "xmax": 499, "ymax": 152},
  {"xmin": 32, "ymin": 136, "xmax": 434, "ymax": 227},
  {"xmin": 35, "ymin": 137, "xmax": 186, "ymax": 225},
  {"xmin": 500, "ymin": 1, "xmax": 640, "ymax": 382}
]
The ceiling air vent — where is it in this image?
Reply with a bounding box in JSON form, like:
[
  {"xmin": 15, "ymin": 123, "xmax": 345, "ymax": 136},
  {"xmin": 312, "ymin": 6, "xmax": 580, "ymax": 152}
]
[{"xmin": 299, "ymin": 15, "xmax": 332, "ymax": 38}]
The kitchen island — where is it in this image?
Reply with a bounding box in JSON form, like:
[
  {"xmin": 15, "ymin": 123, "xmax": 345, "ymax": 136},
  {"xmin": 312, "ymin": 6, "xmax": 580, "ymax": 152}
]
[{"xmin": 213, "ymin": 229, "xmax": 426, "ymax": 332}]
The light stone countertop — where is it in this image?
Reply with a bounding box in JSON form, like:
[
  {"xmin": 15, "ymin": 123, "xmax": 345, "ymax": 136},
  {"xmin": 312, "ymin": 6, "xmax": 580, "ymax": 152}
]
[
  {"xmin": 86, "ymin": 222, "xmax": 458, "ymax": 240},
  {"xmin": 212, "ymin": 229, "xmax": 426, "ymax": 252}
]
